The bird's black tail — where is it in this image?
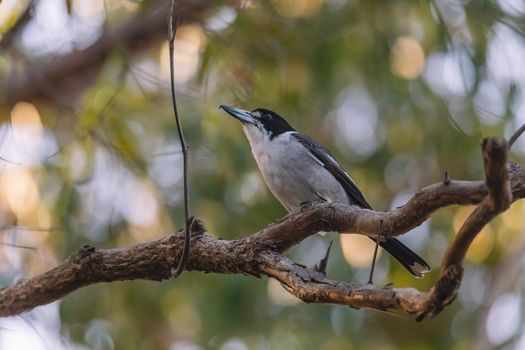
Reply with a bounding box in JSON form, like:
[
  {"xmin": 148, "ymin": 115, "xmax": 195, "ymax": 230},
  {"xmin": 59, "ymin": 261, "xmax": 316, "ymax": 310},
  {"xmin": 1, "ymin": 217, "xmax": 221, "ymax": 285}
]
[{"xmin": 373, "ymin": 237, "xmax": 431, "ymax": 278}]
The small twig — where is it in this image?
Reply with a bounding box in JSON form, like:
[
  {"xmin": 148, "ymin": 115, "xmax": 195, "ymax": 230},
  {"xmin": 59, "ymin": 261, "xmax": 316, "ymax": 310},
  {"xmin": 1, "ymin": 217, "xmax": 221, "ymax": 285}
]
[
  {"xmin": 443, "ymin": 171, "xmax": 450, "ymax": 185},
  {"xmin": 1, "ymin": 225, "xmax": 64, "ymax": 233},
  {"xmin": 431, "ymin": 0, "xmax": 452, "ymax": 43},
  {"xmin": 508, "ymin": 123, "xmax": 525, "ymax": 149},
  {"xmin": 315, "ymin": 241, "xmax": 333, "ymax": 275},
  {"xmin": 168, "ymin": 0, "xmax": 191, "ymax": 277},
  {"xmin": 0, "ymin": 242, "xmax": 42, "ymax": 264}
]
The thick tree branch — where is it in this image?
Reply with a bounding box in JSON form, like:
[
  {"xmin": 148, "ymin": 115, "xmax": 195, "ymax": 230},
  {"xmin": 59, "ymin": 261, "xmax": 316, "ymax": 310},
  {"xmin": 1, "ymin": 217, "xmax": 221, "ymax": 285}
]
[
  {"xmin": 0, "ymin": 138, "xmax": 522, "ymax": 319},
  {"xmin": 416, "ymin": 138, "xmax": 511, "ymax": 320}
]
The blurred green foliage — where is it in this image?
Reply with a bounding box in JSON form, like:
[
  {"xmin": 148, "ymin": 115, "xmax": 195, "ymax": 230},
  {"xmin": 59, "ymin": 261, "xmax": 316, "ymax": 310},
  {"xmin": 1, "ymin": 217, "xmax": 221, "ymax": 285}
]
[{"xmin": 1, "ymin": 0, "xmax": 525, "ymax": 349}]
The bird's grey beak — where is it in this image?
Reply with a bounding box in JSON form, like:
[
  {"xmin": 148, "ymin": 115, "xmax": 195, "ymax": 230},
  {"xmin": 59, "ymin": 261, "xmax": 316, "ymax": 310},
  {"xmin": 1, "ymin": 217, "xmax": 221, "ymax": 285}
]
[{"xmin": 219, "ymin": 105, "xmax": 257, "ymax": 125}]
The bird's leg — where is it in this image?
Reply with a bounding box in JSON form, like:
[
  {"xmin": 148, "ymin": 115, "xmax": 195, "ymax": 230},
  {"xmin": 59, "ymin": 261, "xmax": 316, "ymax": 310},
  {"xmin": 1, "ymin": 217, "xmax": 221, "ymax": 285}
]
[
  {"xmin": 367, "ymin": 219, "xmax": 383, "ymax": 285},
  {"xmin": 300, "ymin": 193, "xmax": 328, "ymax": 211}
]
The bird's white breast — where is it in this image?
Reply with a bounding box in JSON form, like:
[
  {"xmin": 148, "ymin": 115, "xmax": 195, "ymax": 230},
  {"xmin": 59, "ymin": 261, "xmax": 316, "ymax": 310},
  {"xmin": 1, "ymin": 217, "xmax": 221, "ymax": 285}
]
[{"xmin": 242, "ymin": 127, "xmax": 350, "ymax": 212}]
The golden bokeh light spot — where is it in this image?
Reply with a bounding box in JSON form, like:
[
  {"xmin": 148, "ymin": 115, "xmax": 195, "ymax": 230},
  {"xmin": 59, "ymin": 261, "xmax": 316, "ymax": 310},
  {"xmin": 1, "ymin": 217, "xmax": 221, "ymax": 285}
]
[
  {"xmin": 10, "ymin": 102, "xmax": 45, "ymax": 154},
  {"xmin": 340, "ymin": 234, "xmax": 382, "ymax": 268},
  {"xmin": 453, "ymin": 206, "xmax": 495, "ymax": 263},
  {"xmin": 10, "ymin": 101, "xmax": 43, "ymax": 130},
  {"xmin": 160, "ymin": 24, "xmax": 207, "ymax": 84},
  {"xmin": 500, "ymin": 201, "xmax": 525, "ymax": 231},
  {"xmin": 267, "ymin": 278, "xmax": 301, "ymax": 306},
  {"xmin": 126, "ymin": 180, "xmax": 162, "ymax": 241},
  {"xmin": 272, "ymin": 0, "xmax": 322, "ymax": 18},
  {"xmin": 72, "ymin": 0, "xmax": 105, "ymax": 19},
  {"xmin": 390, "ymin": 36, "xmax": 425, "ymax": 80},
  {"xmin": 177, "ymin": 24, "xmax": 207, "ymax": 50},
  {"xmin": 37, "ymin": 203, "xmax": 52, "ymax": 230},
  {"xmin": 466, "ymin": 225, "xmax": 494, "ymax": 263},
  {"xmin": 0, "ymin": 167, "xmax": 40, "ymax": 218},
  {"xmin": 129, "ymin": 219, "xmax": 162, "ymax": 243},
  {"xmin": 496, "ymin": 202, "xmax": 525, "ymax": 252},
  {"xmin": 452, "ymin": 206, "xmax": 475, "ymax": 233}
]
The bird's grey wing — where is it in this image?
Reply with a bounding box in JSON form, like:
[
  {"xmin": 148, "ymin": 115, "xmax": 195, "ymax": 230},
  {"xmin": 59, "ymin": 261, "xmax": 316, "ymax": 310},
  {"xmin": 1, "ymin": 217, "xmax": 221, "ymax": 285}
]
[
  {"xmin": 292, "ymin": 133, "xmax": 372, "ymax": 209},
  {"xmin": 292, "ymin": 133, "xmax": 431, "ymax": 277}
]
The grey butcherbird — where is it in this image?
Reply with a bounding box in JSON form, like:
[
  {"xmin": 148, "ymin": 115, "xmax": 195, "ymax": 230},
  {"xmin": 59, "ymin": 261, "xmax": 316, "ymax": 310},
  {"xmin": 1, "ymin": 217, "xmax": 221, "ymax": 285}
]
[{"xmin": 220, "ymin": 104, "xmax": 431, "ymax": 279}]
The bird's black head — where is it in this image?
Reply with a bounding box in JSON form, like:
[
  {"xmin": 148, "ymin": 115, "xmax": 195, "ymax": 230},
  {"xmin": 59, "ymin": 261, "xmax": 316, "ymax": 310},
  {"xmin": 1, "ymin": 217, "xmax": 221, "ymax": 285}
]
[
  {"xmin": 220, "ymin": 105, "xmax": 295, "ymax": 139},
  {"xmin": 250, "ymin": 108, "xmax": 295, "ymax": 137}
]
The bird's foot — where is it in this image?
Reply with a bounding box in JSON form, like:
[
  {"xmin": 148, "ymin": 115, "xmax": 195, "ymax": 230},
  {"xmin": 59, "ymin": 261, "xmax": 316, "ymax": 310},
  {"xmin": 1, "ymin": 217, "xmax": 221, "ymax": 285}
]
[
  {"xmin": 300, "ymin": 200, "xmax": 315, "ymax": 211},
  {"xmin": 300, "ymin": 194, "xmax": 328, "ymax": 212}
]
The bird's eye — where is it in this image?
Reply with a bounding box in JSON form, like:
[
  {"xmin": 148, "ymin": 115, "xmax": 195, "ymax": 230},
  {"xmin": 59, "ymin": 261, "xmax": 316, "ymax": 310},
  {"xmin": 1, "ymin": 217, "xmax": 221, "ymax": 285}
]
[{"xmin": 263, "ymin": 114, "xmax": 272, "ymax": 120}]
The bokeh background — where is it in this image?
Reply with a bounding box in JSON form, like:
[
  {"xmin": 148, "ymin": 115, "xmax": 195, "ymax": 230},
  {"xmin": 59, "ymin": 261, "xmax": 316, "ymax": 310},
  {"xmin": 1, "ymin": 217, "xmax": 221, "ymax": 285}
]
[{"xmin": 1, "ymin": 0, "xmax": 525, "ymax": 349}]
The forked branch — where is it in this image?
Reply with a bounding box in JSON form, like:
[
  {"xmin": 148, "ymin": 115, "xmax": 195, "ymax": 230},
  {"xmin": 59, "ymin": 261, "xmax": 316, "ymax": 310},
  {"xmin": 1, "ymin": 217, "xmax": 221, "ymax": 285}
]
[{"xmin": 0, "ymin": 137, "xmax": 521, "ymax": 318}]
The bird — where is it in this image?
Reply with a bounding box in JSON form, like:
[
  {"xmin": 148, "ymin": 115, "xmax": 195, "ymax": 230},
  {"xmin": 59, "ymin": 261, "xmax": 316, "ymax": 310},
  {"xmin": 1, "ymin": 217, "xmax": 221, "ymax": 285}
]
[{"xmin": 219, "ymin": 104, "xmax": 431, "ymax": 279}]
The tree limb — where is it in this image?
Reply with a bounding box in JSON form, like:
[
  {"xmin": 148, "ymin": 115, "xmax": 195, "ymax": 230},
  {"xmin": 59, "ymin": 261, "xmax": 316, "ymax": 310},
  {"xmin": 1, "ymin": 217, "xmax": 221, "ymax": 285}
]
[
  {"xmin": 416, "ymin": 138, "xmax": 511, "ymax": 320},
  {"xmin": 0, "ymin": 137, "xmax": 521, "ymax": 319}
]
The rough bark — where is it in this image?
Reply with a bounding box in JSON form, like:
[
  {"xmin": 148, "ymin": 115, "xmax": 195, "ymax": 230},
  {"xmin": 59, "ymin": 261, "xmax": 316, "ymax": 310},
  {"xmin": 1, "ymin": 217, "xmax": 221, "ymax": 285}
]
[{"xmin": 0, "ymin": 138, "xmax": 519, "ymax": 320}]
